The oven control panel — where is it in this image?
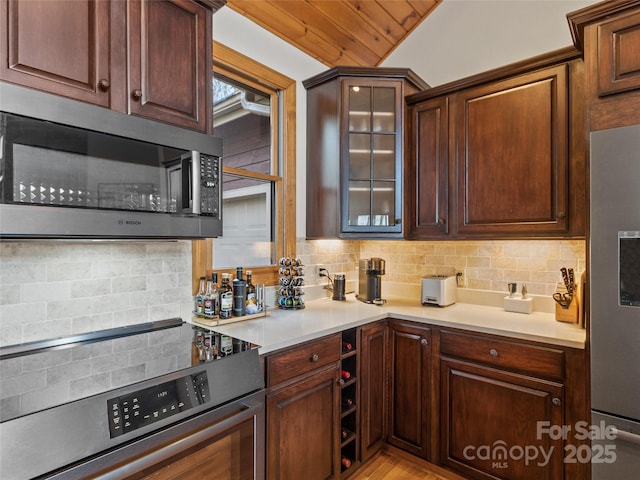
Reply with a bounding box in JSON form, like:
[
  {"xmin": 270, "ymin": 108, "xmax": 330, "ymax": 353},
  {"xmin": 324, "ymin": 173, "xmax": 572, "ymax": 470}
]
[{"xmin": 107, "ymin": 371, "xmax": 210, "ymax": 438}]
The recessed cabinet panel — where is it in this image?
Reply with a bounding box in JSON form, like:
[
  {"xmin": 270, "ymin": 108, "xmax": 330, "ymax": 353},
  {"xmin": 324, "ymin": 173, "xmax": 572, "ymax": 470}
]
[
  {"xmin": 598, "ymin": 10, "xmax": 640, "ymax": 96},
  {"xmin": 456, "ymin": 64, "xmax": 569, "ymax": 235},
  {"xmin": 0, "ymin": 0, "xmax": 113, "ymax": 107},
  {"xmin": 440, "ymin": 357, "xmax": 564, "ymax": 480},
  {"xmin": 407, "ymin": 96, "xmax": 450, "ymax": 238},
  {"xmin": 128, "ymin": 0, "xmax": 209, "ymax": 132}
]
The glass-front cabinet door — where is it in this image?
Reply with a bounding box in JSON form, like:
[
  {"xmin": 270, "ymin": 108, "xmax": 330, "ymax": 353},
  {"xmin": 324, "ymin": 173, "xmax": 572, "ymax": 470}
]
[{"xmin": 341, "ymin": 79, "xmax": 403, "ymax": 235}]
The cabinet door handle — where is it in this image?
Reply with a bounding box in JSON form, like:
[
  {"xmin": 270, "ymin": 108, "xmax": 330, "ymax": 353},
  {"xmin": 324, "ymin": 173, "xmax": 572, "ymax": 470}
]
[
  {"xmin": 437, "ymin": 218, "xmax": 446, "ymax": 225},
  {"xmin": 421, "ymin": 338, "xmax": 428, "ymax": 346},
  {"xmin": 489, "ymin": 348, "xmax": 498, "ymax": 357},
  {"xmin": 310, "ymin": 354, "xmax": 319, "ymax": 362},
  {"xmin": 552, "ymin": 397, "xmax": 561, "ymax": 406},
  {"xmin": 132, "ymin": 89, "xmax": 143, "ymax": 101},
  {"xmin": 557, "ymin": 212, "xmax": 566, "ymax": 219},
  {"xmin": 395, "ymin": 218, "xmax": 402, "ymax": 225},
  {"xmin": 97, "ymin": 79, "xmax": 110, "ymax": 92}
]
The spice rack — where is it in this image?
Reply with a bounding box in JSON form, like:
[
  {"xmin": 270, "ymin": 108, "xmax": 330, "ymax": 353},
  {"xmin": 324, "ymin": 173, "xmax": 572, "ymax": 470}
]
[
  {"xmin": 277, "ymin": 257, "xmax": 305, "ymax": 309},
  {"xmin": 340, "ymin": 328, "xmax": 359, "ymax": 476}
]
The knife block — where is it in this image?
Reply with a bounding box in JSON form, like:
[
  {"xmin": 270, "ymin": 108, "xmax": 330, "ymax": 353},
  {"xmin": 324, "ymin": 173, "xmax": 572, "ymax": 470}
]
[{"xmin": 555, "ymin": 272, "xmax": 584, "ymax": 324}]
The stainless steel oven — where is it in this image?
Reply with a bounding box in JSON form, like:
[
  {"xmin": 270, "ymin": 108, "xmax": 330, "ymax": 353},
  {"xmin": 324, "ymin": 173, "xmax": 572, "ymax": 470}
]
[
  {"xmin": 0, "ymin": 320, "xmax": 264, "ymax": 480},
  {"xmin": 0, "ymin": 82, "xmax": 222, "ymax": 239}
]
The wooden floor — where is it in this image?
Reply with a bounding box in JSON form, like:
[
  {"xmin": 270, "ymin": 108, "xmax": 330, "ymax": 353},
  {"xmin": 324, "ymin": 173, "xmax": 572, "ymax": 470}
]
[{"xmin": 349, "ymin": 447, "xmax": 470, "ymax": 480}]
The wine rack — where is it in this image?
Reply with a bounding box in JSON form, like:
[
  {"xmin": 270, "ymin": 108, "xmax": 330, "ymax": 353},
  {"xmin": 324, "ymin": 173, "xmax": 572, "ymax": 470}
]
[{"xmin": 340, "ymin": 328, "xmax": 359, "ymax": 477}]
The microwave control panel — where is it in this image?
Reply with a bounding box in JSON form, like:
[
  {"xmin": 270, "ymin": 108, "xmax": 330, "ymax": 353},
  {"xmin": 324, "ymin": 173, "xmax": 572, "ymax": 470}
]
[{"xmin": 200, "ymin": 155, "xmax": 220, "ymax": 217}]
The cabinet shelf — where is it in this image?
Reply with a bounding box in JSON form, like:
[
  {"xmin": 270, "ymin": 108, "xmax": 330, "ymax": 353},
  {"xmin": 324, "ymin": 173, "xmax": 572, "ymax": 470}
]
[
  {"xmin": 341, "ymin": 405, "xmax": 357, "ymax": 418},
  {"xmin": 340, "ymin": 377, "xmax": 356, "ymax": 389},
  {"xmin": 340, "ymin": 430, "xmax": 356, "ymax": 447},
  {"xmin": 341, "ymin": 349, "xmax": 357, "ymax": 359}
]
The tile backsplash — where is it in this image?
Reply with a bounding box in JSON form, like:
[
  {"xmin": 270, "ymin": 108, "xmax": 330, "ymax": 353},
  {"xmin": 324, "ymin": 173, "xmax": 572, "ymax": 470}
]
[
  {"xmin": 0, "ymin": 241, "xmax": 194, "ymax": 347},
  {"xmin": 299, "ymin": 238, "xmax": 586, "ymax": 297},
  {"xmin": 0, "ymin": 241, "xmax": 195, "ymax": 421}
]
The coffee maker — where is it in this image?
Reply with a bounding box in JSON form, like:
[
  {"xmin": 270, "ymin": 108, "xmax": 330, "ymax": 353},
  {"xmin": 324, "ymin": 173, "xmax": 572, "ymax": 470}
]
[{"xmin": 356, "ymin": 257, "xmax": 386, "ymax": 305}]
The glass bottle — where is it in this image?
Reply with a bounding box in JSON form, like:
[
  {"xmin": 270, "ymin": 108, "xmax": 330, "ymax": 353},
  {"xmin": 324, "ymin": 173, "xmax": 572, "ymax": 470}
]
[
  {"xmin": 219, "ymin": 273, "xmax": 233, "ymax": 319},
  {"xmin": 246, "ymin": 270, "xmax": 257, "ymax": 310},
  {"xmin": 195, "ymin": 277, "xmax": 206, "ymax": 316},
  {"xmin": 203, "ymin": 278, "xmax": 215, "ymax": 318},
  {"xmin": 233, "ymin": 267, "xmax": 246, "ymax": 317},
  {"xmin": 211, "ymin": 272, "xmax": 219, "ymax": 316}
]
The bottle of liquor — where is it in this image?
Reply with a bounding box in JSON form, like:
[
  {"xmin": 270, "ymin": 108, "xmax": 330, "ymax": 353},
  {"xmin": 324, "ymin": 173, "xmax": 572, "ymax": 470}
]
[
  {"xmin": 341, "ymin": 370, "xmax": 351, "ymax": 380},
  {"xmin": 203, "ymin": 278, "xmax": 215, "ymax": 318},
  {"xmin": 211, "ymin": 272, "xmax": 219, "ymax": 316},
  {"xmin": 342, "ymin": 342, "xmax": 353, "ymax": 353},
  {"xmin": 246, "ymin": 270, "xmax": 256, "ymax": 308},
  {"xmin": 341, "ymin": 429, "xmax": 350, "ymax": 439},
  {"xmin": 195, "ymin": 277, "xmax": 206, "ymax": 316},
  {"xmin": 219, "ymin": 273, "xmax": 233, "ymax": 319},
  {"xmin": 341, "ymin": 457, "xmax": 352, "ymax": 469},
  {"xmin": 233, "ymin": 267, "xmax": 246, "ymax": 317}
]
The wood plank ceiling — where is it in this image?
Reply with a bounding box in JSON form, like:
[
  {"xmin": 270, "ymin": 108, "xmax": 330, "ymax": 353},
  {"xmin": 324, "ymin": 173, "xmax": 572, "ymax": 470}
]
[{"xmin": 225, "ymin": 0, "xmax": 442, "ymax": 67}]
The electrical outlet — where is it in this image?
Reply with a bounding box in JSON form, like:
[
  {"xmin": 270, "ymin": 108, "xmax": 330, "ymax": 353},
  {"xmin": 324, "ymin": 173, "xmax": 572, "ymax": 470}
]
[
  {"xmin": 455, "ymin": 269, "xmax": 466, "ymax": 288},
  {"xmin": 318, "ymin": 265, "xmax": 328, "ymax": 278}
]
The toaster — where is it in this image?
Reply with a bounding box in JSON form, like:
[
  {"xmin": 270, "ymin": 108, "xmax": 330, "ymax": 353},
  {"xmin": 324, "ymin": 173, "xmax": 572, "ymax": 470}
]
[{"xmin": 421, "ymin": 275, "xmax": 457, "ymax": 306}]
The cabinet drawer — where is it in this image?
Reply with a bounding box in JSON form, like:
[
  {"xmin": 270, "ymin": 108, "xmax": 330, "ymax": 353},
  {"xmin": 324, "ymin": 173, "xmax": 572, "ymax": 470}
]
[
  {"xmin": 440, "ymin": 330, "xmax": 565, "ymax": 380},
  {"xmin": 266, "ymin": 334, "xmax": 341, "ymax": 387}
]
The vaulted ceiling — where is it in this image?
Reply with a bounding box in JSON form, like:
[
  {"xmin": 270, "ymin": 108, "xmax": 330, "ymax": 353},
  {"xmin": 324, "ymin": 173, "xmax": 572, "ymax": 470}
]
[{"xmin": 225, "ymin": 0, "xmax": 442, "ymax": 67}]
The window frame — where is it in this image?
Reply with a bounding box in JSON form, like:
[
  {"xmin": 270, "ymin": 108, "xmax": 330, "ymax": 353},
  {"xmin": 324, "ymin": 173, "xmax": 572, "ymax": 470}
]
[{"xmin": 192, "ymin": 42, "xmax": 296, "ymax": 290}]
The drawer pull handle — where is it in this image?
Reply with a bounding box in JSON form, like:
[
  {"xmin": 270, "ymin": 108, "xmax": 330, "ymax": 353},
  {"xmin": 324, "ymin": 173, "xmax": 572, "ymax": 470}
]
[
  {"xmin": 489, "ymin": 349, "xmax": 498, "ymax": 357},
  {"xmin": 311, "ymin": 354, "xmax": 319, "ymax": 362},
  {"xmin": 421, "ymin": 338, "xmax": 428, "ymax": 346},
  {"xmin": 552, "ymin": 397, "xmax": 562, "ymax": 406},
  {"xmin": 132, "ymin": 89, "xmax": 143, "ymax": 101}
]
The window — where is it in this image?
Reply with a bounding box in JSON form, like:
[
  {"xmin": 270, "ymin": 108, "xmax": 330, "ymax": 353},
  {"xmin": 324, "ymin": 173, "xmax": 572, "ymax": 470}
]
[
  {"xmin": 212, "ymin": 76, "xmax": 276, "ymax": 268},
  {"xmin": 192, "ymin": 42, "xmax": 296, "ymax": 287}
]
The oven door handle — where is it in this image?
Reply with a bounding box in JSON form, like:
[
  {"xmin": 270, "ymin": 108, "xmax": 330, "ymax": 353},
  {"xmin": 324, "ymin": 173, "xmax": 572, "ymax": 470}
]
[{"xmin": 96, "ymin": 399, "xmax": 263, "ymax": 480}]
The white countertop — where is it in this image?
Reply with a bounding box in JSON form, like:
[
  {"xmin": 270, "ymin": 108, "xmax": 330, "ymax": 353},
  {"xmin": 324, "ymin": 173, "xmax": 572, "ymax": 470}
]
[{"xmin": 197, "ymin": 294, "xmax": 586, "ymax": 354}]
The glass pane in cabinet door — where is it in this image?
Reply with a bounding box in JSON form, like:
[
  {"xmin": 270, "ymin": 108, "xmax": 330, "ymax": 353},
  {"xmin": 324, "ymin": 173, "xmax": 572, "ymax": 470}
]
[
  {"xmin": 372, "ymin": 87, "xmax": 395, "ymax": 132},
  {"xmin": 372, "ymin": 181, "xmax": 395, "ymax": 226},
  {"xmin": 349, "ymin": 86, "xmax": 371, "ymax": 132},
  {"xmin": 349, "ymin": 180, "xmax": 371, "ymax": 226},
  {"xmin": 372, "ymin": 134, "xmax": 395, "ymax": 179},
  {"xmin": 349, "ymin": 133, "xmax": 371, "ymax": 179}
]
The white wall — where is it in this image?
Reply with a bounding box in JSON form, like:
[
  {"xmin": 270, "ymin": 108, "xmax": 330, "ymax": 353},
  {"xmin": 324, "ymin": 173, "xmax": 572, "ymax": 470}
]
[
  {"xmin": 383, "ymin": 0, "xmax": 598, "ymax": 86},
  {"xmin": 212, "ymin": 1, "xmax": 599, "ymax": 237}
]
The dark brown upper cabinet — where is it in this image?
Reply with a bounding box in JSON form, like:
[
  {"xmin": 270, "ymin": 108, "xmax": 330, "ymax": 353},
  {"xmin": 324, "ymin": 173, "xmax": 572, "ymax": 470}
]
[
  {"xmin": 406, "ymin": 47, "xmax": 586, "ymax": 239},
  {"xmin": 304, "ymin": 67, "xmax": 428, "ymax": 239},
  {"xmin": 455, "ymin": 64, "xmax": 569, "ymax": 236},
  {"xmin": 0, "ymin": 0, "xmax": 222, "ymax": 133},
  {"xmin": 568, "ymin": 0, "xmax": 640, "ymax": 131}
]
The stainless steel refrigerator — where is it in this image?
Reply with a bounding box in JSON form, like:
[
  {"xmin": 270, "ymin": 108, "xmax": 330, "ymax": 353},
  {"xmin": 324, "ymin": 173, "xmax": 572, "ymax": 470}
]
[{"xmin": 590, "ymin": 124, "xmax": 640, "ymax": 479}]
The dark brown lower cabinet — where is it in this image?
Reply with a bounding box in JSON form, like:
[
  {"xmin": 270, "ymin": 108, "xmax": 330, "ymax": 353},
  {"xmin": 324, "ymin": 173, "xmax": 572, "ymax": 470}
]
[
  {"xmin": 387, "ymin": 320, "xmax": 432, "ymax": 459},
  {"xmin": 263, "ymin": 322, "xmax": 587, "ymax": 480},
  {"xmin": 358, "ymin": 321, "xmax": 388, "ymax": 462},
  {"xmin": 266, "ymin": 365, "xmax": 341, "ymax": 480},
  {"xmin": 440, "ymin": 357, "xmax": 564, "ymax": 480}
]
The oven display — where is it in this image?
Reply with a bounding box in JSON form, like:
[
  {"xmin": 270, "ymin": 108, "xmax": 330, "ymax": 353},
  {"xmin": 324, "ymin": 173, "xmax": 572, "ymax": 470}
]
[{"xmin": 107, "ymin": 371, "xmax": 210, "ymax": 438}]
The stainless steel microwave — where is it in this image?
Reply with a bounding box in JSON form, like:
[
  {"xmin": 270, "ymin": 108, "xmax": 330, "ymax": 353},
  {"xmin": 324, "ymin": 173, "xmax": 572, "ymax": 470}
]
[{"xmin": 0, "ymin": 82, "xmax": 222, "ymax": 239}]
